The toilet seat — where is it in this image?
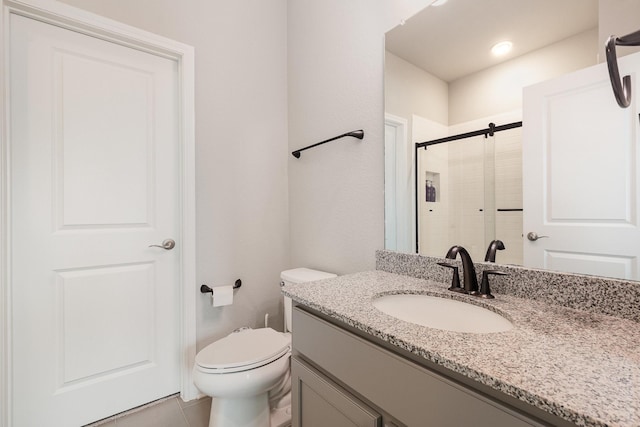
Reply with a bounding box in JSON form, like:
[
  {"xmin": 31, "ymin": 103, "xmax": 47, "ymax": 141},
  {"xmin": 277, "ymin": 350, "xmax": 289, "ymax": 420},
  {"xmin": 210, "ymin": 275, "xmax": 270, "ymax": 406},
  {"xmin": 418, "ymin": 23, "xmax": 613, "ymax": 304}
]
[{"xmin": 195, "ymin": 328, "xmax": 291, "ymax": 374}]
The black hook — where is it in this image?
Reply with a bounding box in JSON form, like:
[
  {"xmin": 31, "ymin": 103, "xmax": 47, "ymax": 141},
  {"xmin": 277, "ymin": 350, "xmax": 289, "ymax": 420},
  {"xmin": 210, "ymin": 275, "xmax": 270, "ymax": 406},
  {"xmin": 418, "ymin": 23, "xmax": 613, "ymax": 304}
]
[
  {"xmin": 605, "ymin": 29, "xmax": 640, "ymax": 108},
  {"xmin": 606, "ymin": 37, "xmax": 632, "ymax": 108}
]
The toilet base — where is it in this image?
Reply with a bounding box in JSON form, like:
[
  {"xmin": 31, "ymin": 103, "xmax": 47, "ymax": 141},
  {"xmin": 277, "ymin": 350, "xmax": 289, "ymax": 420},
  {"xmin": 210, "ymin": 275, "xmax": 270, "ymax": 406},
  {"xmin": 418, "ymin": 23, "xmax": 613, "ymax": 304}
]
[
  {"xmin": 208, "ymin": 393, "xmax": 269, "ymax": 427},
  {"xmin": 270, "ymin": 404, "xmax": 291, "ymax": 427},
  {"xmin": 208, "ymin": 393, "xmax": 291, "ymax": 427}
]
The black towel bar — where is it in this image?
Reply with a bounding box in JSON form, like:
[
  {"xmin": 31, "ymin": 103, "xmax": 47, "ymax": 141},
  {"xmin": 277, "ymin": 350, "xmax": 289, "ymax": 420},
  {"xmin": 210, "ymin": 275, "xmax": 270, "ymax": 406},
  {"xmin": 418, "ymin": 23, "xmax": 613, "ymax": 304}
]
[{"xmin": 292, "ymin": 129, "xmax": 364, "ymax": 158}]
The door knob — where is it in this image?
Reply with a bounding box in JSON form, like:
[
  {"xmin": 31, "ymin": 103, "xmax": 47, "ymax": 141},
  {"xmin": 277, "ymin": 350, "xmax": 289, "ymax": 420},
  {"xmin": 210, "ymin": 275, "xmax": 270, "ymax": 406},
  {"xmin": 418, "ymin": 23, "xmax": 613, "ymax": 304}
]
[
  {"xmin": 526, "ymin": 232, "xmax": 549, "ymax": 242},
  {"xmin": 149, "ymin": 239, "xmax": 176, "ymax": 250}
]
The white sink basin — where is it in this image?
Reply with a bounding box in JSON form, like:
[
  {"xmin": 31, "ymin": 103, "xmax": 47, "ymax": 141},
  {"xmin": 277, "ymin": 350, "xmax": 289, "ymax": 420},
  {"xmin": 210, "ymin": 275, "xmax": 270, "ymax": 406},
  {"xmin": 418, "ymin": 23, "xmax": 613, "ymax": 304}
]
[{"xmin": 372, "ymin": 294, "xmax": 513, "ymax": 334}]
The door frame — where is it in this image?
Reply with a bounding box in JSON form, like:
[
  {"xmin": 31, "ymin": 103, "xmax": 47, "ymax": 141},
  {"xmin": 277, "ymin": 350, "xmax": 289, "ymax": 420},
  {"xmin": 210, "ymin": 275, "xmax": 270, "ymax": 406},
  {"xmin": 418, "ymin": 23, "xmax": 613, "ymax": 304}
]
[
  {"xmin": 0, "ymin": 1, "xmax": 198, "ymax": 425},
  {"xmin": 384, "ymin": 113, "xmax": 412, "ymax": 253}
]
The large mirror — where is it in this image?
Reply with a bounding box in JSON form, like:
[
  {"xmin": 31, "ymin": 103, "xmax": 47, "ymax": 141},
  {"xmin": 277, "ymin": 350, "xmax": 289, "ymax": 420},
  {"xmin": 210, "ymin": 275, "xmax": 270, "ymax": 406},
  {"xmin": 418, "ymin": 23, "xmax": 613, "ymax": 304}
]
[{"xmin": 384, "ymin": 0, "xmax": 640, "ymax": 280}]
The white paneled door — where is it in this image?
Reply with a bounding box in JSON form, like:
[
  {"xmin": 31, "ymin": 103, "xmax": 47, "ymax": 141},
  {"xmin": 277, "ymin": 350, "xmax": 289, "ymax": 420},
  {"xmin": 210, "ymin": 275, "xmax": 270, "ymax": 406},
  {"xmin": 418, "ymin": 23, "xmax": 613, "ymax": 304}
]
[
  {"xmin": 10, "ymin": 13, "xmax": 181, "ymax": 426},
  {"xmin": 523, "ymin": 51, "xmax": 640, "ymax": 280}
]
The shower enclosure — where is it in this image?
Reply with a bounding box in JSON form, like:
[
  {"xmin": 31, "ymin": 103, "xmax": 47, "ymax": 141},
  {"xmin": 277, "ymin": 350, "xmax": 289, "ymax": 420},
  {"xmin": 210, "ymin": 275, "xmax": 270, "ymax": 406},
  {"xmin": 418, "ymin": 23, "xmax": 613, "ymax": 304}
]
[{"xmin": 415, "ymin": 122, "xmax": 523, "ymax": 264}]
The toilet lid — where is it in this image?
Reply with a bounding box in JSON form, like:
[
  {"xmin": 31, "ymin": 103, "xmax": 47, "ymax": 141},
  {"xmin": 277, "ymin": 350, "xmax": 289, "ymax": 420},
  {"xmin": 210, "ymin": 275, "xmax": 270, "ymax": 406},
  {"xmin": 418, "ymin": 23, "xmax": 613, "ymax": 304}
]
[{"xmin": 195, "ymin": 328, "xmax": 291, "ymax": 372}]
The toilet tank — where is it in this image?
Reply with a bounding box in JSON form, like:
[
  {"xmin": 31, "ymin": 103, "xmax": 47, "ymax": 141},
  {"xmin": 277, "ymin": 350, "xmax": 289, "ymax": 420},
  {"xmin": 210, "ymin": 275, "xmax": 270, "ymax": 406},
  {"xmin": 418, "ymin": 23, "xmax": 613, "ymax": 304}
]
[{"xmin": 281, "ymin": 268, "xmax": 336, "ymax": 332}]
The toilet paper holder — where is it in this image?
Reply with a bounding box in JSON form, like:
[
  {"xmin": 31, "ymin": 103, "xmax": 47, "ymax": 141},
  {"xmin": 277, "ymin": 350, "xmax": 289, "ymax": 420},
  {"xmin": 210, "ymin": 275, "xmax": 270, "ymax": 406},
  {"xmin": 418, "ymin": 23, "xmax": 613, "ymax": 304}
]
[{"xmin": 200, "ymin": 279, "xmax": 242, "ymax": 295}]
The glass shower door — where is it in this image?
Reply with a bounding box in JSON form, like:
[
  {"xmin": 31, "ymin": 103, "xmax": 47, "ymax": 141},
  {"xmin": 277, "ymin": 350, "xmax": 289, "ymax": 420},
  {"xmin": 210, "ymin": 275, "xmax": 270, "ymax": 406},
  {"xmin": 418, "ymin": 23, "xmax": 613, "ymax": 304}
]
[{"xmin": 417, "ymin": 125, "xmax": 523, "ymax": 265}]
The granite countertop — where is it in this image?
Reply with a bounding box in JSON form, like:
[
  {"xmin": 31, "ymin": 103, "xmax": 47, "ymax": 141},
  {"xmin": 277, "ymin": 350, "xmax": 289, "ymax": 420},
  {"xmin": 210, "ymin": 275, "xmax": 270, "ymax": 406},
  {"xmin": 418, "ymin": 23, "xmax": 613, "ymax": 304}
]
[{"xmin": 282, "ymin": 270, "xmax": 640, "ymax": 427}]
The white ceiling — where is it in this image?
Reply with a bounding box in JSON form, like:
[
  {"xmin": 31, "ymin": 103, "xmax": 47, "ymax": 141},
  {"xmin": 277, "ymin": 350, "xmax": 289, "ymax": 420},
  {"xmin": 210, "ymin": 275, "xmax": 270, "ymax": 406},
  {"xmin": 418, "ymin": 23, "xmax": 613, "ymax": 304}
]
[{"xmin": 385, "ymin": 0, "xmax": 598, "ymax": 82}]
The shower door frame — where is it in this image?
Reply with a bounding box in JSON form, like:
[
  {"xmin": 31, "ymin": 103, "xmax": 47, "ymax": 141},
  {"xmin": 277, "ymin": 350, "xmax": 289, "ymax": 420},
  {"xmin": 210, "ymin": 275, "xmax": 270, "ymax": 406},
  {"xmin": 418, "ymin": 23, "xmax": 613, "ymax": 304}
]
[
  {"xmin": 414, "ymin": 121, "xmax": 523, "ymax": 254},
  {"xmin": 0, "ymin": 1, "xmax": 198, "ymax": 426}
]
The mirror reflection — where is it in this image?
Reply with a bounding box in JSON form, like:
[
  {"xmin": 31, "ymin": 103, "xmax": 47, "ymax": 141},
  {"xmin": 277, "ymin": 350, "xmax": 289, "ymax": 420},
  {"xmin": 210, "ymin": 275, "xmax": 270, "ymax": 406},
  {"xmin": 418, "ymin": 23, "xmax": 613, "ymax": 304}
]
[
  {"xmin": 384, "ymin": 0, "xmax": 640, "ymax": 280},
  {"xmin": 415, "ymin": 121, "xmax": 524, "ymax": 265}
]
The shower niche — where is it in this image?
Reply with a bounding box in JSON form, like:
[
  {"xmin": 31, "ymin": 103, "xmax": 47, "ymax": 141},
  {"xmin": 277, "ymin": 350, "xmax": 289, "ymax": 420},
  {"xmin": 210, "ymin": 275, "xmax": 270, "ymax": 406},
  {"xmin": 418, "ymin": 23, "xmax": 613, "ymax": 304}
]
[{"xmin": 424, "ymin": 172, "xmax": 440, "ymax": 203}]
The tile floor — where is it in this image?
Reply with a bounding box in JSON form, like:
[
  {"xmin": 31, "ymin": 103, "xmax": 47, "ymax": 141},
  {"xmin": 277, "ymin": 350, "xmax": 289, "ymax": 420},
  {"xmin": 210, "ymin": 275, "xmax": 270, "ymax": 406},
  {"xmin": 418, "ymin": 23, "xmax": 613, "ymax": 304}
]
[{"xmin": 86, "ymin": 395, "xmax": 211, "ymax": 427}]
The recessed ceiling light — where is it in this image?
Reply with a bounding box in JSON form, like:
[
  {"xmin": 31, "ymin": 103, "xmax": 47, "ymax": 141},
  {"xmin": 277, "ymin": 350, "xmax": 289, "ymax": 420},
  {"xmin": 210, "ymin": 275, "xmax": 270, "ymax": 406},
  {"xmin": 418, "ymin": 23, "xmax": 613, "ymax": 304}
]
[
  {"xmin": 430, "ymin": 0, "xmax": 449, "ymax": 6},
  {"xmin": 491, "ymin": 41, "xmax": 513, "ymax": 56}
]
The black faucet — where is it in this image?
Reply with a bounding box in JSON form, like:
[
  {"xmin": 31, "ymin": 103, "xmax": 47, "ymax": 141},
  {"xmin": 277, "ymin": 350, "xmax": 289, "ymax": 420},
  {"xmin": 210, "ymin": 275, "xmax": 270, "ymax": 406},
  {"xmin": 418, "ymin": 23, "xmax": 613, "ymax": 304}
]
[
  {"xmin": 484, "ymin": 240, "xmax": 505, "ymax": 262},
  {"xmin": 445, "ymin": 245, "xmax": 479, "ymax": 295}
]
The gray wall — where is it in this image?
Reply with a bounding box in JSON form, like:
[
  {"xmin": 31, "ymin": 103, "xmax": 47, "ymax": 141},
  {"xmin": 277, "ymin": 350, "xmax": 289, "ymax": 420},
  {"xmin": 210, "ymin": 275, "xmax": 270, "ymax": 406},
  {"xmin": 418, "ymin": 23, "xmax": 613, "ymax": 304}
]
[
  {"xmin": 57, "ymin": 0, "xmax": 432, "ymax": 348},
  {"xmin": 58, "ymin": 0, "xmax": 290, "ymax": 349},
  {"xmin": 384, "ymin": 51, "xmax": 448, "ymax": 126},
  {"xmin": 448, "ymin": 29, "xmax": 598, "ymax": 125},
  {"xmin": 287, "ymin": 0, "xmax": 430, "ymax": 275},
  {"xmin": 599, "ymin": 0, "xmax": 640, "ymax": 60}
]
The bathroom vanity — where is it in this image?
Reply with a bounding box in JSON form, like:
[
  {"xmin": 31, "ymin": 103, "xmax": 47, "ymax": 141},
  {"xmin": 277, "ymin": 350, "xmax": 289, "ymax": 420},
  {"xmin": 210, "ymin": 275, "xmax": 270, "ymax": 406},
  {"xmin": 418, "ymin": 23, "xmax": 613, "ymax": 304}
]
[
  {"xmin": 283, "ymin": 255, "xmax": 640, "ymax": 427},
  {"xmin": 291, "ymin": 306, "xmax": 558, "ymax": 427}
]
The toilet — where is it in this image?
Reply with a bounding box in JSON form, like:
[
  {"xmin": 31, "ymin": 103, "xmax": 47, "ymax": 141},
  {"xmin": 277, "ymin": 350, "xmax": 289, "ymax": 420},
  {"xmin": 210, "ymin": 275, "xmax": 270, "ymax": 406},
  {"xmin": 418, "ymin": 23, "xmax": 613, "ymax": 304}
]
[{"xmin": 193, "ymin": 268, "xmax": 337, "ymax": 427}]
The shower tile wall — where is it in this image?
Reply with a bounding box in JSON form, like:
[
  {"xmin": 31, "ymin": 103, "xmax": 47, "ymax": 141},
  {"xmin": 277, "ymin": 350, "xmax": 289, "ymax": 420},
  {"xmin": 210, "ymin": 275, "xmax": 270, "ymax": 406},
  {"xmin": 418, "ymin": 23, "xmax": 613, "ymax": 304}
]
[
  {"xmin": 448, "ymin": 137, "xmax": 486, "ymax": 261},
  {"xmin": 420, "ymin": 142, "xmax": 450, "ymax": 257},
  {"xmin": 483, "ymin": 135, "xmax": 496, "ymax": 253},
  {"xmin": 494, "ymin": 127, "xmax": 523, "ymax": 265},
  {"xmin": 414, "ymin": 115, "xmax": 449, "ymax": 257}
]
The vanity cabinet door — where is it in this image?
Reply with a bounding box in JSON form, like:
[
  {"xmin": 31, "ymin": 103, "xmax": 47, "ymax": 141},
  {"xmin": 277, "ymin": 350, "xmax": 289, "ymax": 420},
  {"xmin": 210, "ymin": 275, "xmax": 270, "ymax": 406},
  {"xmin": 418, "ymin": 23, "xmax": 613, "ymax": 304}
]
[{"xmin": 292, "ymin": 357, "xmax": 382, "ymax": 427}]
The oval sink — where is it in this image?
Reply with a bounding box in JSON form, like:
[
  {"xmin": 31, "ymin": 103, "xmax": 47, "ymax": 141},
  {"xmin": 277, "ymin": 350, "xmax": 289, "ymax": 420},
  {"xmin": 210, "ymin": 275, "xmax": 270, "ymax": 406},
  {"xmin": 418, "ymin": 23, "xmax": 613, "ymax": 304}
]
[{"xmin": 372, "ymin": 294, "xmax": 513, "ymax": 333}]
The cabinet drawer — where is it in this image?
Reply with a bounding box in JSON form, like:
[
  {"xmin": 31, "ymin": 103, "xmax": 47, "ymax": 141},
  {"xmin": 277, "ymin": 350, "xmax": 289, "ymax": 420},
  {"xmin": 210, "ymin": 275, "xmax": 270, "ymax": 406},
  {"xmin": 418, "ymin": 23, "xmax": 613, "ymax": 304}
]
[{"xmin": 293, "ymin": 307, "xmax": 546, "ymax": 427}]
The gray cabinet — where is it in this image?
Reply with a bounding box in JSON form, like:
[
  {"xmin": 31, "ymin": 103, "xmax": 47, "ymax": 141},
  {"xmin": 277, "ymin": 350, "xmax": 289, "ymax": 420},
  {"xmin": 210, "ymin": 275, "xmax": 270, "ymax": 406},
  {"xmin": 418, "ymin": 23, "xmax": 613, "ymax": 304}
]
[
  {"xmin": 291, "ymin": 306, "xmax": 568, "ymax": 427},
  {"xmin": 292, "ymin": 357, "xmax": 381, "ymax": 427}
]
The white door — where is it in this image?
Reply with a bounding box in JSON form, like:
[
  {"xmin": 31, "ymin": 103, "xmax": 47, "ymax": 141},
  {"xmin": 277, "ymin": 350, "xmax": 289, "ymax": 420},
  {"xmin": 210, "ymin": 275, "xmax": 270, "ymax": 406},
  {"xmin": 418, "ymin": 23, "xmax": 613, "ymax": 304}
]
[
  {"xmin": 10, "ymin": 13, "xmax": 181, "ymax": 426},
  {"xmin": 523, "ymin": 51, "xmax": 640, "ymax": 280}
]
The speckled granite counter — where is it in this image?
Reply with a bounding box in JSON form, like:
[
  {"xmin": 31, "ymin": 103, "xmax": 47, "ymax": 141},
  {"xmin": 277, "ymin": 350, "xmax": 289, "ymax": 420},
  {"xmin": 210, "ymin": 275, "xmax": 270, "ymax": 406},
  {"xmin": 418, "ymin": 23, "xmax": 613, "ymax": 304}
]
[{"xmin": 282, "ymin": 270, "xmax": 640, "ymax": 427}]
